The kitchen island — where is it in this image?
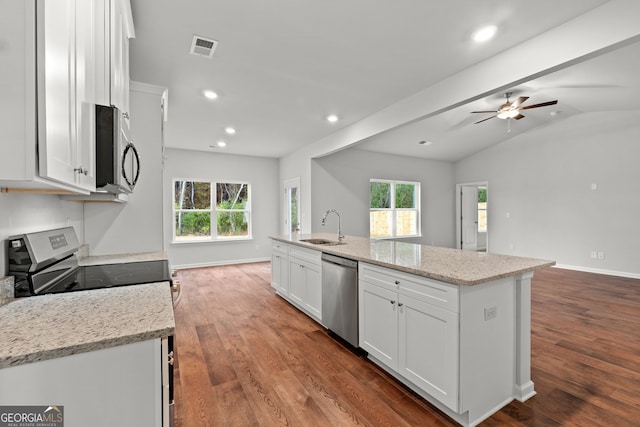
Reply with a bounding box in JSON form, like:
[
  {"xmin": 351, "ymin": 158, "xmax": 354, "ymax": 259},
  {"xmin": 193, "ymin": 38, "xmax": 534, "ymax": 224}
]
[{"xmin": 270, "ymin": 233, "xmax": 554, "ymax": 427}]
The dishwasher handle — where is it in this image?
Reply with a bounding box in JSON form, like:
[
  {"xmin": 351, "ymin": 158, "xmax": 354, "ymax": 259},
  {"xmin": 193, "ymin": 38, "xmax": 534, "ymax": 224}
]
[{"xmin": 321, "ymin": 253, "xmax": 358, "ymax": 269}]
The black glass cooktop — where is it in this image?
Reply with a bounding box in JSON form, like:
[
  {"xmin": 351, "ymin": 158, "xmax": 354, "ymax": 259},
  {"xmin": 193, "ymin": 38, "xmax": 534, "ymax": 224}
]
[{"xmin": 41, "ymin": 260, "xmax": 171, "ymax": 294}]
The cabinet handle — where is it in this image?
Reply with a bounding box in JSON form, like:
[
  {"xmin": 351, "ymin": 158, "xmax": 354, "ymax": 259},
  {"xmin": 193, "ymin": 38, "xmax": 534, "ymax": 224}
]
[
  {"xmin": 122, "ymin": 111, "xmax": 130, "ymax": 120},
  {"xmin": 74, "ymin": 167, "xmax": 88, "ymax": 176},
  {"xmin": 390, "ymin": 300, "xmax": 396, "ymax": 305},
  {"xmin": 398, "ymin": 302, "xmax": 404, "ymax": 307},
  {"xmin": 394, "ymin": 280, "xmax": 400, "ymax": 285}
]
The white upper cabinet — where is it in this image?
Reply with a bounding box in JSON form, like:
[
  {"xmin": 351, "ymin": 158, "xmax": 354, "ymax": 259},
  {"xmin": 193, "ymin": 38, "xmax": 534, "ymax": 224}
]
[
  {"xmin": 0, "ymin": 0, "xmax": 102, "ymax": 193},
  {"xmin": 96, "ymin": 0, "xmax": 134, "ymax": 122},
  {"xmin": 36, "ymin": 0, "xmax": 99, "ymax": 192},
  {"xmin": 0, "ymin": 0, "xmax": 133, "ymax": 194}
]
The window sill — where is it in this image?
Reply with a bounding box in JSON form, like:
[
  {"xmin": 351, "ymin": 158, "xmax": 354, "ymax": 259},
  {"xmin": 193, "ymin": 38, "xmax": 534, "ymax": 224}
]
[
  {"xmin": 370, "ymin": 235, "xmax": 422, "ymax": 240},
  {"xmin": 171, "ymin": 237, "xmax": 254, "ymax": 245}
]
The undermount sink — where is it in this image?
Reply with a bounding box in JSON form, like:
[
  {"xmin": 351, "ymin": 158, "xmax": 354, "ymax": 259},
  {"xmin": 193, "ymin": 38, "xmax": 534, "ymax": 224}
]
[{"xmin": 300, "ymin": 238, "xmax": 344, "ymax": 246}]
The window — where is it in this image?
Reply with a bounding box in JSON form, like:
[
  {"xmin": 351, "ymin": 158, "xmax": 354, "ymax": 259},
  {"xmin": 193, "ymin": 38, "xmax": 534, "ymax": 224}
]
[
  {"xmin": 173, "ymin": 180, "xmax": 251, "ymax": 242},
  {"xmin": 370, "ymin": 179, "xmax": 420, "ymax": 238},
  {"xmin": 478, "ymin": 186, "xmax": 487, "ymax": 233}
]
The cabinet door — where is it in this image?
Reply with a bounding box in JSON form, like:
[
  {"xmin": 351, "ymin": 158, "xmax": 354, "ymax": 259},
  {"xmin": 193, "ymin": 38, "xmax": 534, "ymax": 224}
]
[
  {"xmin": 74, "ymin": 0, "xmax": 97, "ymax": 191},
  {"xmin": 110, "ymin": 0, "xmax": 132, "ymax": 119},
  {"xmin": 398, "ymin": 295, "xmax": 459, "ymax": 412},
  {"xmin": 288, "ymin": 258, "xmax": 305, "ymax": 307},
  {"xmin": 359, "ymin": 281, "xmax": 399, "ymax": 371},
  {"xmin": 37, "ymin": 0, "xmax": 77, "ymax": 186},
  {"xmin": 303, "ymin": 260, "xmax": 322, "ymax": 321},
  {"xmin": 271, "ymin": 253, "xmax": 285, "ymax": 291}
]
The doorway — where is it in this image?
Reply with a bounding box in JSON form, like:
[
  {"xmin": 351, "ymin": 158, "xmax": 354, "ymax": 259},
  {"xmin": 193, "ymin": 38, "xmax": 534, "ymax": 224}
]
[
  {"xmin": 284, "ymin": 177, "xmax": 300, "ymax": 235},
  {"xmin": 456, "ymin": 182, "xmax": 488, "ymax": 251}
]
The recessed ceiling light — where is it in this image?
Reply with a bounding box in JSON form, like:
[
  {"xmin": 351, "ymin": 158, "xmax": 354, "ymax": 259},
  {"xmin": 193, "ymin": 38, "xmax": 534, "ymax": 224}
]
[
  {"xmin": 472, "ymin": 25, "xmax": 497, "ymax": 43},
  {"xmin": 326, "ymin": 114, "xmax": 339, "ymax": 123},
  {"xmin": 225, "ymin": 127, "xmax": 236, "ymax": 135},
  {"xmin": 203, "ymin": 90, "xmax": 218, "ymax": 100},
  {"xmin": 418, "ymin": 140, "xmax": 433, "ymax": 146},
  {"xmin": 209, "ymin": 141, "xmax": 227, "ymax": 149}
]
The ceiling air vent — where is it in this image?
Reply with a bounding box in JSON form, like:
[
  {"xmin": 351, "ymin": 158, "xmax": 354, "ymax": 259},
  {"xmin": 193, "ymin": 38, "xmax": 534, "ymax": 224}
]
[{"xmin": 189, "ymin": 35, "xmax": 218, "ymax": 59}]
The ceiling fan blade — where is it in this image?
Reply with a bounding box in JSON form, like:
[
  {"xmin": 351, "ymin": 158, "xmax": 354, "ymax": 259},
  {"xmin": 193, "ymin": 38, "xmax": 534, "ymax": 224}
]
[
  {"xmin": 519, "ymin": 100, "xmax": 558, "ymax": 110},
  {"xmin": 511, "ymin": 96, "xmax": 529, "ymax": 108},
  {"xmin": 471, "ymin": 110, "xmax": 497, "ymax": 114},
  {"xmin": 474, "ymin": 115, "xmax": 497, "ymax": 124},
  {"xmin": 513, "ymin": 113, "xmax": 525, "ymax": 120}
]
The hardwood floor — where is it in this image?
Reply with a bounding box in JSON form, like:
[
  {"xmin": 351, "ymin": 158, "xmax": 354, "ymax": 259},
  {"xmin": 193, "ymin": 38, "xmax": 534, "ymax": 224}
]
[{"xmin": 172, "ymin": 263, "xmax": 640, "ymax": 426}]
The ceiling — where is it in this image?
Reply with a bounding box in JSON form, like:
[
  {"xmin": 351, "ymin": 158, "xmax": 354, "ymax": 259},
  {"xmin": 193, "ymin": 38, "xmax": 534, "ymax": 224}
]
[
  {"xmin": 356, "ymin": 40, "xmax": 640, "ymax": 161},
  {"xmin": 129, "ymin": 0, "xmax": 621, "ymax": 159}
]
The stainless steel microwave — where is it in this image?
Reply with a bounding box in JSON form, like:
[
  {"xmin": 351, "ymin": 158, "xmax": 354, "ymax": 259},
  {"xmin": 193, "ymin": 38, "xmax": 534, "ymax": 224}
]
[{"xmin": 95, "ymin": 105, "xmax": 140, "ymax": 194}]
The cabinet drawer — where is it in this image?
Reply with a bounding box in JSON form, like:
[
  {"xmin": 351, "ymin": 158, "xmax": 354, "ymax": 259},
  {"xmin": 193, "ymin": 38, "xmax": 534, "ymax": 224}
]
[
  {"xmin": 271, "ymin": 240, "xmax": 289, "ymax": 254},
  {"xmin": 289, "ymin": 244, "xmax": 321, "ymax": 265},
  {"xmin": 360, "ymin": 263, "xmax": 458, "ymax": 313}
]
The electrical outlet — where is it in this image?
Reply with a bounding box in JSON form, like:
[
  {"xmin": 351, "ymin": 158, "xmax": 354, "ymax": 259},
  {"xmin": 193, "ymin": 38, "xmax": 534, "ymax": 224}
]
[
  {"xmin": 597, "ymin": 251, "xmax": 605, "ymax": 260},
  {"xmin": 484, "ymin": 306, "xmax": 497, "ymax": 321},
  {"xmin": 590, "ymin": 251, "xmax": 597, "ymax": 259}
]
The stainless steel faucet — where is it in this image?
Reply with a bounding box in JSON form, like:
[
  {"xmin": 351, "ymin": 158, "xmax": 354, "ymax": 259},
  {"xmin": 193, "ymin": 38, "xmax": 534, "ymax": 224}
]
[{"xmin": 321, "ymin": 209, "xmax": 344, "ymax": 241}]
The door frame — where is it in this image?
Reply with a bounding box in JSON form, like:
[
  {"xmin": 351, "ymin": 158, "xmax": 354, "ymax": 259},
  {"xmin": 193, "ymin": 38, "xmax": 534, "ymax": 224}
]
[{"xmin": 455, "ymin": 181, "xmax": 489, "ymax": 251}]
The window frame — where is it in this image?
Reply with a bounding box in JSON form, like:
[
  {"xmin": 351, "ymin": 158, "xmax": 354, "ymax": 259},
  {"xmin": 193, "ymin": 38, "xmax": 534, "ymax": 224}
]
[
  {"xmin": 369, "ymin": 179, "xmax": 421, "ymax": 239},
  {"xmin": 172, "ymin": 178, "xmax": 252, "ymax": 243}
]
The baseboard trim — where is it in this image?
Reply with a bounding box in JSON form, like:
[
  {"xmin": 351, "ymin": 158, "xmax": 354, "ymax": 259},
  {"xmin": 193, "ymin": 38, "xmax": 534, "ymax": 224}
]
[
  {"xmin": 172, "ymin": 257, "xmax": 270, "ymax": 271},
  {"xmin": 553, "ymin": 264, "xmax": 640, "ymax": 280}
]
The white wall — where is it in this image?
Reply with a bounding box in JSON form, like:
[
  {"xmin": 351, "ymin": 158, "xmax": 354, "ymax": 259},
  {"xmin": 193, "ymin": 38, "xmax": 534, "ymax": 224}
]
[
  {"xmin": 312, "ymin": 149, "xmax": 456, "ymax": 247},
  {"xmin": 163, "ymin": 148, "xmax": 279, "ymax": 269},
  {"xmin": 454, "ymin": 110, "xmax": 640, "ymax": 277},
  {"xmin": 0, "ymin": 194, "xmax": 83, "ymax": 275},
  {"xmin": 84, "ymin": 85, "xmax": 165, "ymax": 255}
]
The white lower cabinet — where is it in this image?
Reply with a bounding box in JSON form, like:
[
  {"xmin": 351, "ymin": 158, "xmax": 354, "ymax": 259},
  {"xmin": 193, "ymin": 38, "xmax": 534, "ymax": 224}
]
[
  {"xmin": 398, "ymin": 293, "xmax": 459, "ymax": 412},
  {"xmin": 359, "ymin": 263, "xmax": 459, "ymax": 412},
  {"xmin": 271, "ymin": 241, "xmax": 289, "ymax": 294},
  {"xmin": 359, "ymin": 281, "xmax": 399, "ymax": 369},
  {"xmin": 0, "ymin": 339, "xmax": 164, "ymax": 427},
  {"xmin": 270, "ymin": 241, "xmax": 322, "ymax": 323},
  {"xmin": 288, "ymin": 245, "xmax": 322, "ymax": 321}
]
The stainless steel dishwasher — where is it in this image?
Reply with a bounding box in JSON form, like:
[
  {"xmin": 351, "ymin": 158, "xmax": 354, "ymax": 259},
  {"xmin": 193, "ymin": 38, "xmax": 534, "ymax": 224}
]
[{"xmin": 322, "ymin": 253, "xmax": 359, "ymax": 347}]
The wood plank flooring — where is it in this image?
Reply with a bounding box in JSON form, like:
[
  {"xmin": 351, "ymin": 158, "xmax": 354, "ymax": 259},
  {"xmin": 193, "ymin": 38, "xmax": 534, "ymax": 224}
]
[{"xmin": 172, "ymin": 263, "xmax": 640, "ymax": 426}]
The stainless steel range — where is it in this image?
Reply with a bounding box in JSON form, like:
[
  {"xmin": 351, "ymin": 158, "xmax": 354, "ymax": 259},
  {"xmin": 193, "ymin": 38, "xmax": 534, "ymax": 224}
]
[{"xmin": 7, "ymin": 227, "xmax": 171, "ymax": 297}]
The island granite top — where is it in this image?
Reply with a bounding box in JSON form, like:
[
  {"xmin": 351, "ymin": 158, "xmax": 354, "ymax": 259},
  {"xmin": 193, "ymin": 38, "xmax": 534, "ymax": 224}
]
[
  {"xmin": 271, "ymin": 233, "xmax": 555, "ymax": 286},
  {"xmin": 0, "ymin": 282, "xmax": 175, "ymax": 369}
]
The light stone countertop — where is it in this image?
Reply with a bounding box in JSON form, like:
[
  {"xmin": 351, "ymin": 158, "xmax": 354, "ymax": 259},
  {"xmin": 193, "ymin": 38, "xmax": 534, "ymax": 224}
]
[
  {"xmin": 271, "ymin": 233, "xmax": 555, "ymax": 286},
  {"xmin": 78, "ymin": 250, "xmax": 167, "ymax": 266},
  {"xmin": 0, "ymin": 282, "xmax": 175, "ymax": 369}
]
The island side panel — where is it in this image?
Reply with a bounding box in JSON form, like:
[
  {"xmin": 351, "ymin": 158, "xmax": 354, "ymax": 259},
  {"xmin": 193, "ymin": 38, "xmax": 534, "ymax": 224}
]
[{"xmin": 459, "ymin": 277, "xmax": 516, "ymax": 425}]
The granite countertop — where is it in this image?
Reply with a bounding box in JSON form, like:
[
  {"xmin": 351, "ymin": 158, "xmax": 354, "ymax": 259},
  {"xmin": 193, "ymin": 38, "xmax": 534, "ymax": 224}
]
[
  {"xmin": 78, "ymin": 250, "xmax": 167, "ymax": 266},
  {"xmin": 0, "ymin": 282, "xmax": 175, "ymax": 369},
  {"xmin": 271, "ymin": 233, "xmax": 555, "ymax": 286}
]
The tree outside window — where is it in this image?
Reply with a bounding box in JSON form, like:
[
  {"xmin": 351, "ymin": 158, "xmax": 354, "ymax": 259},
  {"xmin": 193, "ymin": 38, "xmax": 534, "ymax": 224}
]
[
  {"xmin": 174, "ymin": 180, "xmax": 251, "ymax": 241},
  {"xmin": 370, "ymin": 179, "xmax": 420, "ymax": 238}
]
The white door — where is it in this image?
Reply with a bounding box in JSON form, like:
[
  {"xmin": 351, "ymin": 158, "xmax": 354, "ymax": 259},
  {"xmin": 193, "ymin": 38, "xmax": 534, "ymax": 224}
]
[{"xmin": 461, "ymin": 185, "xmax": 478, "ymax": 250}]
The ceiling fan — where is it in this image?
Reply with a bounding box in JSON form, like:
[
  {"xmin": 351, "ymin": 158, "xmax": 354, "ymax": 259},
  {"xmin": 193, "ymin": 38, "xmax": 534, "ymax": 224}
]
[{"xmin": 472, "ymin": 92, "xmax": 558, "ymax": 124}]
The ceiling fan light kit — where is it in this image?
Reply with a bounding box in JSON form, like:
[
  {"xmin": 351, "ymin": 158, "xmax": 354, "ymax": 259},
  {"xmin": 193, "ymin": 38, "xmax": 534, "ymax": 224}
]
[{"xmin": 472, "ymin": 92, "xmax": 558, "ymax": 124}]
